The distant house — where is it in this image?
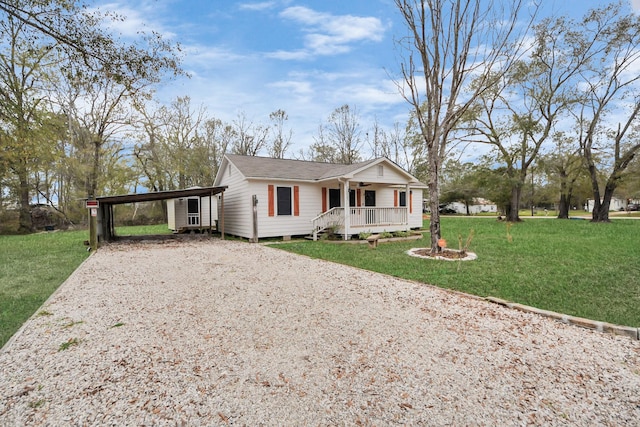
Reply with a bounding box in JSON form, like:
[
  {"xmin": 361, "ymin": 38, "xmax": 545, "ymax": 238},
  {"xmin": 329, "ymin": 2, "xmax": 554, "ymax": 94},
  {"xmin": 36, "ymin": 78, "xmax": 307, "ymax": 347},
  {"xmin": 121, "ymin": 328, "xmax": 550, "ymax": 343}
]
[
  {"xmin": 585, "ymin": 198, "xmax": 629, "ymax": 212},
  {"xmin": 213, "ymin": 154, "xmax": 426, "ymax": 240},
  {"xmin": 446, "ymin": 198, "xmax": 497, "ymax": 215}
]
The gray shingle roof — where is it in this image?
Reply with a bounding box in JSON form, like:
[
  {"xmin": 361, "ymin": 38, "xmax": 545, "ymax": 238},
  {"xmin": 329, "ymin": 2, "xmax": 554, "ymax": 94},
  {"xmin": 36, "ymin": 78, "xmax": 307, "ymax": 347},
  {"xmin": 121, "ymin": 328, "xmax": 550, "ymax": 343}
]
[{"xmin": 225, "ymin": 154, "xmax": 379, "ymax": 181}]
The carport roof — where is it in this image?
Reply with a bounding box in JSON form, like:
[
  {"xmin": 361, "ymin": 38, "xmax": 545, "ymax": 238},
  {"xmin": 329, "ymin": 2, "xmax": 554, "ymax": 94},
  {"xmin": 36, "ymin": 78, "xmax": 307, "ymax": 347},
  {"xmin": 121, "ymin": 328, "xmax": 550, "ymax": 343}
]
[{"xmin": 95, "ymin": 186, "xmax": 227, "ymax": 205}]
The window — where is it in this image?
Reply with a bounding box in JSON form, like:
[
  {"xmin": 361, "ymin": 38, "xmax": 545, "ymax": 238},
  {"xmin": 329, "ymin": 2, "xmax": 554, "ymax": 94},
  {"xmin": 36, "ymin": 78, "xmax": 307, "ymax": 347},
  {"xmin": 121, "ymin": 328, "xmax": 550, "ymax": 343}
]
[
  {"xmin": 399, "ymin": 191, "xmax": 407, "ymax": 207},
  {"xmin": 364, "ymin": 190, "xmax": 376, "ymax": 207},
  {"xmin": 329, "ymin": 188, "xmax": 341, "ymax": 209},
  {"xmin": 277, "ymin": 187, "xmax": 292, "ymax": 215}
]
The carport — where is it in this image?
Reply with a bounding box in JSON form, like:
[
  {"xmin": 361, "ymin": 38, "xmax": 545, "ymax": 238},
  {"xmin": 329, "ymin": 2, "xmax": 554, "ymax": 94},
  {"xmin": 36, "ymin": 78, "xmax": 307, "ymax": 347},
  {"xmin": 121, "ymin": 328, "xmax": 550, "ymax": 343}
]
[{"xmin": 94, "ymin": 186, "xmax": 227, "ymax": 242}]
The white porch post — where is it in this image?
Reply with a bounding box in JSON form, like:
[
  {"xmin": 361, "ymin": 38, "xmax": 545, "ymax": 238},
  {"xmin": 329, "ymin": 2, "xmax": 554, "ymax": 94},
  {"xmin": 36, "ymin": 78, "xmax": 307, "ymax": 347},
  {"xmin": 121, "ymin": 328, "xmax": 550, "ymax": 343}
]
[
  {"xmin": 406, "ymin": 183, "xmax": 411, "ymax": 231},
  {"xmin": 343, "ymin": 180, "xmax": 350, "ymax": 240}
]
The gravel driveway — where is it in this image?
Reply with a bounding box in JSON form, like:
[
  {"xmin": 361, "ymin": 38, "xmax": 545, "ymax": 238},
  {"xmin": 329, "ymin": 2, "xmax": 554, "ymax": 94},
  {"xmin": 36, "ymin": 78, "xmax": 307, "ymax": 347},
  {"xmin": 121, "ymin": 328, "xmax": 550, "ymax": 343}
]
[{"xmin": 1, "ymin": 239, "xmax": 639, "ymax": 425}]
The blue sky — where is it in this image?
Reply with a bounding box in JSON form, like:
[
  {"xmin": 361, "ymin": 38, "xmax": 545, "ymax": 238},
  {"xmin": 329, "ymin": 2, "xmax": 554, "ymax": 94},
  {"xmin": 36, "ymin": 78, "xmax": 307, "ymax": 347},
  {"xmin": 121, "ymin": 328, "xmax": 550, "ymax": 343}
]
[{"xmin": 102, "ymin": 0, "xmax": 639, "ymax": 157}]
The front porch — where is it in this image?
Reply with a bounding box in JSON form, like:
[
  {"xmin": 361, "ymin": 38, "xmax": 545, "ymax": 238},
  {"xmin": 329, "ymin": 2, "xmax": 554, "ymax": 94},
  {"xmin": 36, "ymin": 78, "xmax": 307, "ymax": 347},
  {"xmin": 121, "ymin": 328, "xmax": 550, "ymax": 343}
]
[{"xmin": 312, "ymin": 207, "xmax": 410, "ymax": 240}]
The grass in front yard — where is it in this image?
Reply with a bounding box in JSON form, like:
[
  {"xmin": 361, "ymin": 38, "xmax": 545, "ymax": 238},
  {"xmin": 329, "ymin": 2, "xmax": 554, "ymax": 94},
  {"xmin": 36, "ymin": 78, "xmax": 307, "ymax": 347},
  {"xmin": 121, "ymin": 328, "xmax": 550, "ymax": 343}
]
[
  {"xmin": 0, "ymin": 230, "xmax": 90, "ymax": 347},
  {"xmin": 273, "ymin": 218, "xmax": 640, "ymax": 327}
]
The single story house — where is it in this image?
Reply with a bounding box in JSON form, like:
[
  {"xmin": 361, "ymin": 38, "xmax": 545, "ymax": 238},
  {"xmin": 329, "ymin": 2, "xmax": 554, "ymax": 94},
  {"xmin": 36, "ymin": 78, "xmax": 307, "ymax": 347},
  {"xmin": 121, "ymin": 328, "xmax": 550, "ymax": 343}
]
[
  {"xmin": 213, "ymin": 154, "xmax": 426, "ymax": 240},
  {"xmin": 445, "ymin": 198, "xmax": 497, "ymax": 215},
  {"xmin": 585, "ymin": 198, "xmax": 637, "ymax": 212}
]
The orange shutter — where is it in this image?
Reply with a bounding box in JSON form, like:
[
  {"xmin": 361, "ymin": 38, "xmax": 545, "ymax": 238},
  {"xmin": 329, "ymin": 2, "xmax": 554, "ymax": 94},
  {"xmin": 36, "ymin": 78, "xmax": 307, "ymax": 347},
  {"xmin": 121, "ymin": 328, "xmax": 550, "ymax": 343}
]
[
  {"xmin": 268, "ymin": 185, "xmax": 274, "ymax": 217},
  {"xmin": 322, "ymin": 187, "xmax": 327, "ymax": 212},
  {"xmin": 357, "ymin": 189, "xmax": 362, "ymax": 206},
  {"xmin": 394, "ymin": 190, "xmax": 398, "ymax": 207},
  {"xmin": 409, "ymin": 191, "xmax": 413, "ymax": 213},
  {"xmin": 294, "ymin": 186, "xmax": 300, "ymax": 216}
]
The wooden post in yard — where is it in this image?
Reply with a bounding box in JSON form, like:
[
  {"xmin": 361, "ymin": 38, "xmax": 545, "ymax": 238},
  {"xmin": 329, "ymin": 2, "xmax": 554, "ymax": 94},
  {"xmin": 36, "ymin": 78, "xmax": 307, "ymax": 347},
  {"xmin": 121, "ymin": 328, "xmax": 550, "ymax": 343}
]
[
  {"xmin": 220, "ymin": 191, "xmax": 225, "ymax": 240},
  {"xmin": 88, "ymin": 197, "xmax": 98, "ymax": 251},
  {"xmin": 250, "ymin": 194, "xmax": 258, "ymax": 243}
]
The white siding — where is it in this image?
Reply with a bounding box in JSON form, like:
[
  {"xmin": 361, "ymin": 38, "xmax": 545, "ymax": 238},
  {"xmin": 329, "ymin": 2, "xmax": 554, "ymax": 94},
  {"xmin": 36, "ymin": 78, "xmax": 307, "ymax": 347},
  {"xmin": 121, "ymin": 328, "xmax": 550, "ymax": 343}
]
[
  {"xmin": 409, "ymin": 188, "xmax": 424, "ymax": 228},
  {"xmin": 250, "ymin": 181, "xmax": 322, "ymax": 238},
  {"xmin": 217, "ymin": 162, "xmax": 252, "ymax": 238},
  {"xmin": 167, "ymin": 199, "xmax": 176, "ymax": 230},
  {"xmin": 353, "ymin": 162, "xmax": 411, "ymax": 185},
  {"xmin": 173, "ymin": 198, "xmax": 188, "ymax": 230}
]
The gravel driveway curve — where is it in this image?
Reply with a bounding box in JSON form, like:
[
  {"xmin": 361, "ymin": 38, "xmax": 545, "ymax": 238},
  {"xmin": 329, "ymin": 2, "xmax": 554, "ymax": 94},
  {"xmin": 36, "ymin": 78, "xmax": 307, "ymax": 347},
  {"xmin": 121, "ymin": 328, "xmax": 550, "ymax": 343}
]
[{"xmin": 1, "ymin": 239, "xmax": 639, "ymax": 426}]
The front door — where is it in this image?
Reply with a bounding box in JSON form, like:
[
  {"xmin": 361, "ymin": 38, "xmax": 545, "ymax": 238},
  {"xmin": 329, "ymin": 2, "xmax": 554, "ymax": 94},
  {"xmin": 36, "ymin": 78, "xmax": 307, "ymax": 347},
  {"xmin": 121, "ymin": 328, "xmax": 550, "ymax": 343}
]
[
  {"xmin": 187, "ymin": 198, "xmax": 200, "ymax": 226},
  {"xmin": 365, "ymin": 190, "xmax": 376, "ymax": 224}
]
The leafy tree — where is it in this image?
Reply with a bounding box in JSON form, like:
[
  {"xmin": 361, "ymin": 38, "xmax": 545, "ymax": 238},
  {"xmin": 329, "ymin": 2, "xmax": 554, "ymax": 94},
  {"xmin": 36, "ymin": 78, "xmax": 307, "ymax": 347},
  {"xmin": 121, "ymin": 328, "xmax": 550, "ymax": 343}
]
[
  {"xmin": 538, "ymin": 134, "xmax": 590, "ymax": 218},
  {"xmin": 464, "ymin": 12, "xmax": 597, "ymax": 222},
  {"xmin": 572, "ymin": 2, "xmax": 640, "ymax": 222},
  {"xmin": 440, "ymin": 160, "xmax": 481, "ymax": 215},
  {"xmin": 393, "ymin": 0, "xmax": 535, "ymax": 251},
  {"xmin": 133, "ymin": 97, "xmax": 232, "ymax": 198},
  {"xmin": 0, "ymin": 16, "xmax": 57, "ymax": 232}
]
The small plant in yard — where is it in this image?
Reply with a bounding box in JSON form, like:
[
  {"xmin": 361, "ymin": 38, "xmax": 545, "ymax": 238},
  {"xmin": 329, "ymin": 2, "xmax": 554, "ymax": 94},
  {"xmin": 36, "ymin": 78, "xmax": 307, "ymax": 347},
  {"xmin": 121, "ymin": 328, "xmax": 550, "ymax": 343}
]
[
  {"xmin": 393, "ymin": 230, "xmax": 410, "ymax": 238},
  {"xmin": 58, "ymin": 337, "xmax": 79, "ymax": 351},
  {"xmin": 458, "ymin": 229, "xmax": 475, "ymax": 255},
  {"xmin": 109, "ymin": 322, "xmax": 125, "ymax": 328},
  {"xmin": 320, "ymin": 225, "xmax": 341, "ymax": 240},
  {"xmin": 36, "ymin": 310, "xmax": 53, "ymax": 317},
  {"xmin": 380, "ymin": 231, "xmax": 394, "ymax": 239},
  {"xmin": 506, "ymin": 222, "xmax": 513, "ymax": 243},
  {"xmin": 358, "ymin": 232, "xmax": 372, "ymax": 240}
]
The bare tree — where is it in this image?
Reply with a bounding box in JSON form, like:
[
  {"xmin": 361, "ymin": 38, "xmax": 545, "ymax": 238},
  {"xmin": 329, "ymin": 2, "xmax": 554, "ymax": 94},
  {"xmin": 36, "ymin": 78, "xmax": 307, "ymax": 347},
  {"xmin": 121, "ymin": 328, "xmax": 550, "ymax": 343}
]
[
  {"xmin": 326, "ymin": 104, "xmax": 362, "ymax": 164},
  {"xmin": 267, "ymin": 109, "xmax": 293, "ymax": 159},
  {"xmin": 394, "ymin": 0, "xmax": 535, "ymax": 252},
  {"xmin": 230, "ymin": 112, "xmax": 269, "ymax": 156}
]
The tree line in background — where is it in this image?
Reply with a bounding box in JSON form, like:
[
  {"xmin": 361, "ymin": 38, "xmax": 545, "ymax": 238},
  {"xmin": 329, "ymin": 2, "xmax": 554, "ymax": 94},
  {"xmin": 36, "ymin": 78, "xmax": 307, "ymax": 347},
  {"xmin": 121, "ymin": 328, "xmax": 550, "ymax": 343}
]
[{"xmin": 1, "ymin": 0, "xmax": 640, "ymax": 237}]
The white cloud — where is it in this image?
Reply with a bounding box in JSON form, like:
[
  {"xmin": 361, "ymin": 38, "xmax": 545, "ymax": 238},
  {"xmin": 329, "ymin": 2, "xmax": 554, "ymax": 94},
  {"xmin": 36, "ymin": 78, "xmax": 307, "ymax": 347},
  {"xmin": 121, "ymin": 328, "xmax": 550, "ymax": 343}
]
[
  {"xmin": 239, "ymin": 1, "xmax": 277, "ymax": 11},
  {"xmin": 276, "ymin": 6, "xmax": 386, "ymax": 58},
  {"xmin": 96, "ymin": 2, "xmax": 175, "ymax": 39},
  {"xmin": 632, "ymin": 0, "xmax": 640, "ymax": 12}
]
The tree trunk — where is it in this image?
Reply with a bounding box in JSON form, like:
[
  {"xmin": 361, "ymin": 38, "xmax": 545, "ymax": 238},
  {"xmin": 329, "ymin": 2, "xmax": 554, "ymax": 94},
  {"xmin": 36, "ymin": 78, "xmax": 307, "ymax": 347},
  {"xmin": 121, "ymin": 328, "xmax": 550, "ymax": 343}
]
[
  {"xmin": 506, "ymin": 185, "xmax": 521, "ymax": 222},
  {"xmin": 428, "ymin": 154, "xmax": 441, "ymax": 253},
  {"xmin": 17, "ymin": 169, "xmax": 33, "ymax": 233},
  {"xmin": 557, "ymin": 192, "xmax": 570, "ymax": 219},
  {"xmin": 591, "ymin": 182, "xmax": 615, "ymax": 222}
]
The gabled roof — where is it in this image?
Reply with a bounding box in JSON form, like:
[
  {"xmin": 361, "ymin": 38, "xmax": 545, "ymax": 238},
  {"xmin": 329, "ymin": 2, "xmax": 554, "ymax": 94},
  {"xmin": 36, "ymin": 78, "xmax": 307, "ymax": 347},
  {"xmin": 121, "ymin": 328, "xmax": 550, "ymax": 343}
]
[{"xmin": 219, "ymin": 154, "xmax": 422, "ymax": 184}]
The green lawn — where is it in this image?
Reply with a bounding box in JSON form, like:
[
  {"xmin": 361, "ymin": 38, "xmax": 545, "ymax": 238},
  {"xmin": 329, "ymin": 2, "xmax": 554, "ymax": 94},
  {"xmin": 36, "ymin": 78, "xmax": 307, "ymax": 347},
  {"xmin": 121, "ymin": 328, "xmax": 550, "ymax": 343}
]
[
  {"xmin": 272, "ymin": 217, "xmax": 640, "ymax": 327},
  {"xmin": 0, "ymin": 230, "xmax": 90, "ymax": 347}
]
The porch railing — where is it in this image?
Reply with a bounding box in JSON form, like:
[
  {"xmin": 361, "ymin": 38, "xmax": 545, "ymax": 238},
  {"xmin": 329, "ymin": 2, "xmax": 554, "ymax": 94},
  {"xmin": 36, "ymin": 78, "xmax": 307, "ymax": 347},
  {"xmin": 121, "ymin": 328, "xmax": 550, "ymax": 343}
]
[
  {"xmin": 311, "ymin": 207, "xmax": 344, "ymax": 240},
  {"xmin": 311, "ymin": 207, "xmax": 408, "ymax": 240},
  {"xmin": 349, "ymin": 207, "xmax": 407, "ymax": 227}
]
